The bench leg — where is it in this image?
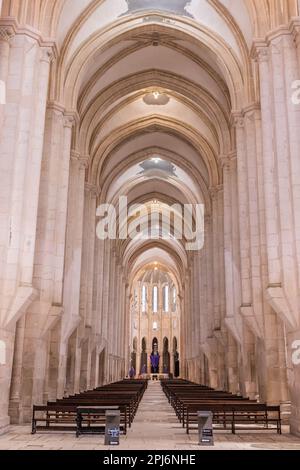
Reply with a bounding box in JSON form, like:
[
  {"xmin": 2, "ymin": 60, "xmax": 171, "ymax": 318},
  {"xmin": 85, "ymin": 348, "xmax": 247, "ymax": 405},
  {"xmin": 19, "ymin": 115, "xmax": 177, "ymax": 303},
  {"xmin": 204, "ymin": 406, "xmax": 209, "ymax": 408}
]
[
  {"xmin": 31, "ymin": 419, "xmax": 37, "ymax": 435},
  {"xmin": 231, "ymin": 420, "xmax": 235, "ymax": 434},
  {"xmin": 278, "ymin": 421, "xmax": 281, "ymax": 435}
]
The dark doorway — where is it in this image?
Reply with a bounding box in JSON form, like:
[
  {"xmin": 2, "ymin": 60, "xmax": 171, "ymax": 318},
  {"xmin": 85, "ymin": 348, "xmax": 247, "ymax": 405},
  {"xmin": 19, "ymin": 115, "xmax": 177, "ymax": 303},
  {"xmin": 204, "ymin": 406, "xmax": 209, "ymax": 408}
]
[
  {"xmin": 163, "ymin": 337, "xmax": 170, "ymax": 374},
  {"xmin": 130, "ymin": 337, "xmax": 137, "ymax": 376},
  {"xmin": 140, "ymin": 337, "xmax": 147, "ymax": 374},
  {"xmin": 173, "ymin": 337, "xmax": 180, "ymax": 377}
]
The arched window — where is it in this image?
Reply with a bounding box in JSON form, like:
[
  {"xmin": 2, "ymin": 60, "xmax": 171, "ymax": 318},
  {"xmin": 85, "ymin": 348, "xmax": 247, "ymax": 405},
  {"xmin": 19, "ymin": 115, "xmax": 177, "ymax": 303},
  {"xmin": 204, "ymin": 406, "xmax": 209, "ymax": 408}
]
[
  {"xmin": 163, "ymin": 285, "xmax": 169, "ymax": 312},
  {"xmin": 141, "ymin": 285, "xmax": 147, "ymax": 312},
  {"xmin": 172, "ymin": 287, "xmax": 177, "ymax": 311},
  {"xmin": 152, "ymin": 286, "xmax": 158, "ymax": 313},
  {"xmin": 0, "ymin": 340, "xmax": 6, "ymax": 365}
]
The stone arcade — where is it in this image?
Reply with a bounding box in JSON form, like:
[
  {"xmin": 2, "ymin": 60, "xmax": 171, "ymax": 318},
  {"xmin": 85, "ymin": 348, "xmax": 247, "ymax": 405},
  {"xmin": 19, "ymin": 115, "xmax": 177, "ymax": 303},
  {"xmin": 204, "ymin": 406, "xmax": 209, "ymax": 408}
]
[{"xmin": 1, "ymin": 0, "xmax": 300, "ymax": 448}]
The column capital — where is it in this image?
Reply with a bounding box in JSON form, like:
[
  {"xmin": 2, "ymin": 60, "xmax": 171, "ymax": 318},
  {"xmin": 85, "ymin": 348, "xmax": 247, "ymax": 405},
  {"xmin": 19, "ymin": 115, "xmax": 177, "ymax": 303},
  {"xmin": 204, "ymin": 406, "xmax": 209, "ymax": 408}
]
[
  {"xmin": 250, "ymin": 40, "xmax": 269, "ymax": 63},
  {"xmin": 47, "ymin": 100, "xmax": 65, "ymax": 116},
  {"xmin": 0, "ymin": 25, "xmax": 15, "ymax": 43},
  {"xmin": 64, "ymin": 110, "xmax": 79, "ymax": 127},
  {"xmin": 85, "ymin": 182, "xmax": 99, "ymax": 198},
  {"xmin": 204, "ymin": 214, "xmax": 211, "ymax": 225},
  {"xmin": 266, "ymin": 25, "xmax": 295, "ymax": 47},
  {"xmin": 242, "ymin": 103, "xmax": 261, "ymax": 120},
  {"xmin": 63, "ymin": 114, "xmax": 75, "ymax": 129},
  {"xmin": 79, "ymin": 155, "xmax": 89, "ymax": 170},
  {"xmin": 209, "ymin": 185, "xmax": 223, "ymax": 199},
  {"xmin": 219, "ymin": 152, "xmax": 236, "ymax": 169},
  {"xmin": 71, "ymin": 150, "xmax": 80, "ymax": 161},
  {"xmin": 71, "ymin": 151, "xmax": 89, "ymax": 170},
  {"xmin": 230, "ymin": 112, "xmax": 244, "ymax": 129},
  {"xmin": 289, "ymin": 19, "xmax": 300, "ymax": 47},
  {"xmin": 40, "ymin": 46, "xmax": 56, "ymax": 64}
]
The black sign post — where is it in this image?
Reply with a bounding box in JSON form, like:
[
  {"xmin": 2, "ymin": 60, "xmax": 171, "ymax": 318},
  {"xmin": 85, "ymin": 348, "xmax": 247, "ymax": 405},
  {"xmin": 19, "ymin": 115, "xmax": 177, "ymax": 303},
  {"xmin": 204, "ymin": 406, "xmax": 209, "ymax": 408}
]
[
  {"xmin": 105, "ymin": 410, "xmax": 120, "ymax": 446},
  {"xmin": 198, "ymin": 411, "xmax": 214, "ymax": 446}
]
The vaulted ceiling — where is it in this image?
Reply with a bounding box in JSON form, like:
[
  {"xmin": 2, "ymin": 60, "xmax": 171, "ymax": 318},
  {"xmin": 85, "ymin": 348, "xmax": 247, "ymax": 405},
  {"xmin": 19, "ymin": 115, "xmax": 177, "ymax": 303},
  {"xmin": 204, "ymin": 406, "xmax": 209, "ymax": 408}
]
[{"xmin": 2, "ymin": 0, "xmax": 298, "ymax": 286}]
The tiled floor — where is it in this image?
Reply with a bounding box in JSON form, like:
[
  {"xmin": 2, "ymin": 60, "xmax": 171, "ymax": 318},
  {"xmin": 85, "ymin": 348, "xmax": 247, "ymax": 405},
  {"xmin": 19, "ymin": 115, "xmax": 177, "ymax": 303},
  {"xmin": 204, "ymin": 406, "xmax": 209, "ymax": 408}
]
[{"xmin": 1, "ymin": 381, "xmax": 300, "ymax": 450}]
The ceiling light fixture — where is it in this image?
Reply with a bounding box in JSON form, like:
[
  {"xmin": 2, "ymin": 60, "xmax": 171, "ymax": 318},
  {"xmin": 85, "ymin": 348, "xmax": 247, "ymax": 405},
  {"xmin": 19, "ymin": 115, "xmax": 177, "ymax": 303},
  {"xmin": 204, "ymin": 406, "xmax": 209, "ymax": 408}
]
[
  {"xmin": 151, "ymin": 157, "xmax": 161, "ymax": 164},
  {"xmin": 153, "ymin": 91, "xmax": 160, "ymax": 100}
]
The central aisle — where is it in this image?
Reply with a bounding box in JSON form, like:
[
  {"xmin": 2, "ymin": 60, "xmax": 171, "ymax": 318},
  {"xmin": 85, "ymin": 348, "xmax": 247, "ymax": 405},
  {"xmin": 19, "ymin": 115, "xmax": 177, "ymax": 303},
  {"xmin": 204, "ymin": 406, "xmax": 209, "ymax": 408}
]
[{"xmin": 120, "ymin": 380, "xmax": 192, "ymax": 450}]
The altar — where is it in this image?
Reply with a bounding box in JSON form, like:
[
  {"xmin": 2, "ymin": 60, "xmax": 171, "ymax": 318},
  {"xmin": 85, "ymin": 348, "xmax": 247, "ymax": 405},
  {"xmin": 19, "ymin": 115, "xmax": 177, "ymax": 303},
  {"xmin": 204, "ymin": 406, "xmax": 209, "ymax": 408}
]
[
  {"xmin": 150, "ymin": 373, "xmax": 169, "ymax": 381},
  {"xmin": 141, "ymin": 373, "xmax": 170, "ymax": 381}
]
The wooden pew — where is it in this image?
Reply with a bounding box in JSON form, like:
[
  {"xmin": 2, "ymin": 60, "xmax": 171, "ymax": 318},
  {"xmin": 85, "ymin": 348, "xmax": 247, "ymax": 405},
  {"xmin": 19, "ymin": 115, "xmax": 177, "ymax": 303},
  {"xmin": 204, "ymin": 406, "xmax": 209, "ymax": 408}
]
[
  {"xmin": 186, "ymin": 403, "xmax": 281, "ymax": 435},
  {"xmin": 161, "ymin": 380, "xmax": 282, "ymax": 435},
  {"xmin": 32, "ymin": 379, "xmax": 147, "ymax": 435}
]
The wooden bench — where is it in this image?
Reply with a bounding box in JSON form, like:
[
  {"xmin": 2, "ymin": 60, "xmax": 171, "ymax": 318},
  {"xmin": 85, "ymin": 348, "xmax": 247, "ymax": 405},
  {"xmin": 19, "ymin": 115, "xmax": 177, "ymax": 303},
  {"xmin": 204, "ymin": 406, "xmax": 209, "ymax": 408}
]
[
  {"xmin": 76, "ymin": 406, "xmax": 119, "ymax": 437},
  {"xmin": 32, "ymin": 379, "xmax": 147, "ymax": 435},
  {"xmin": 32, "ymin": 404, "xmax": 127, "ymax": 435},
  {"xmin": 161, "ymin": 380, "xmax": 281, "ymax": 436},
  {"xmin": 185, "ymin": 403, "xmax": 281, "ymax": 434}
]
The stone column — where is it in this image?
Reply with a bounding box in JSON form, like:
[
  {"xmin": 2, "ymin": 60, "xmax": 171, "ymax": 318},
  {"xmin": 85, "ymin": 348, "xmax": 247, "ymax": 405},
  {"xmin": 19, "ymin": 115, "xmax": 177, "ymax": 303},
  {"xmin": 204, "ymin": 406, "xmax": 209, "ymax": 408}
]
[
  {"xmin": 269, "ymin": 35, "xmax": 298, "ymax": 321},
  {"xmin": 0, "ymin": 26, "xmax": 14, "ymax": 295},
  {"xmin": 254, "ymin": 44, "xmax": 282, "ymax": 287},
  {"xmin": 61, "ymin": 153, "xmax": 87, "ymax": 338},
  {"xmin": 0, "ymin": 26, "xmax": 14, "ymax": 139},
  {"xmin": 101, "ymin": 240, "xmax": 111, "ymax": 345},
  {"xmin": 290, "ymin": 20, "xmax": 300, "ymax": 69},
  {"xmin": 222, "ymin": 159, "xmax": 234, "ymax": 322},
  {"xmin": 233, "ymin": 115, "xmax": 252, "ymax": 309},
  {"xmin": 190, "ymin": 257, "xmax": 196, "ymax": 359},
  {"xmin": 8, "ymin": 316, "xmax": 25, "ymax": 423},
  {"xmin": 287, "ymin": 327, "xmax": 300, "ymax": 436},
  {"xmin": 80, "ymin": 184, "xmax": 97, "ymax": 326},
  {"xmin": 210, "ymin": 187, "xmax": 222, "ymax": 331},
  {"xmin": 0, "ymin": 33, "xmax": 55, "ymax": 428},
  {"xmin": 120, "ymin": 275, "xmax": 126, "ymax": 367},
  {"xmin": 124, "ymin": 284, "xmax": 131, "ymax": 375},
  {"xmin": 57, "ymin": 153, "xmax": 86, "ymax": 398},
  {"xmin": 116, "ymin": 262, "xmax": 122, "ymax": 360},
  {"xmin": 226, "ymin": 331, "xmax": 240, "ymax": 394},
  {"xmin": 205, "ymin": 215, "xmax": 214, "ymax": 336},
  {"xmin": 107, "ymin": 249, "xmax": 116, "ymax": 356}
]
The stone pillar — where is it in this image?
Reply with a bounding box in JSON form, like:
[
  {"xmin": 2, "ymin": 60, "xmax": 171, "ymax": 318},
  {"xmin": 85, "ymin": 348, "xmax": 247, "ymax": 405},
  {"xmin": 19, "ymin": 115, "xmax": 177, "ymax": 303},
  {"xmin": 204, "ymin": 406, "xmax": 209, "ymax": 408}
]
[
  {"xmin": 210, "ymin": 187, "xmax": 223, "ymax": 331},
  {"xmin": 205, "ymin": 215, "xmax": 214, "ymax": 337},
  {"xmin": 269, "ymin": 35, "xmax": 298, "ymax": 319},
  {"xmin": 0, "ymin": 26, "xmax": 13, "ymax": 293},
  {"xmin": 0, "ymin": 25, "xmax": 14, "ymax": 139},
  {"xmin": 222, "ymin": 159, "xmax": 235, "ymax": 322},
  {"xmin": 8, "ymin": 316, "xmax": 25, "ymax": 423},
  {"xmin": 107, "ymin": 250, "xmax": 116, "ymax": 357},
  {"xmin": 287, "ymin": 328, "xmax": 300, "ymax": 436},
  {"xmin": 255, "ymin": 45, "xmax": 281, "ymax": 286},
  {"xmin": 226, "ymin": 331, "xmax": 239, "ymax": 394},
  {"xmin": 233, "ymin": 115, "xmax": 252, "ymax": 309},
  {"xmin": 0, "ymin": 32, "xmax": 54, "ymax": 428},
  {"xmin": 0, "ymin": 327, "xmax": 15, "ymax": 432},
  {"xmin": 61, "ymin": 153, "xmax": 86, "ymax": 338},
  {"xmin": 101, "ymin": 240, "xmax": 111, "ymax": 346},
  {"xmin": 124, "ymin": 284, "xmax": 131, "ymax": 374},
  {"xmin": 56, "ymin": 153, "xmax": 86, "ymax": 398}
]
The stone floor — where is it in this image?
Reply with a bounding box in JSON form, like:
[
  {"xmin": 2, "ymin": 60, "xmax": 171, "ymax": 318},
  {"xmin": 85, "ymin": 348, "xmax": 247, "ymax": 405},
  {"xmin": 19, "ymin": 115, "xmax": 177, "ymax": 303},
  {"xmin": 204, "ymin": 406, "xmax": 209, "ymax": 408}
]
[{"xmin": 1, "ymin": 381, "xmax": 300, "ymax": 450}]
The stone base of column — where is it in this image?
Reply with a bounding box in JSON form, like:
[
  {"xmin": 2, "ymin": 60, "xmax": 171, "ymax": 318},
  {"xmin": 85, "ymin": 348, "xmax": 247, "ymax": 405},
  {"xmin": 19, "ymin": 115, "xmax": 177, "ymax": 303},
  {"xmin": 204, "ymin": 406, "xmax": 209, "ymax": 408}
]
[
  {"xmin": 0, "ymin": 415, "xmax": 10, "ymax": 435},
  {"xmin": 290, "ymin": 416, "xmax": 300, "ymax": 437},
  {"xmin": 8, "ymin": 399, "xmax": 23, "ymax": 424}
]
